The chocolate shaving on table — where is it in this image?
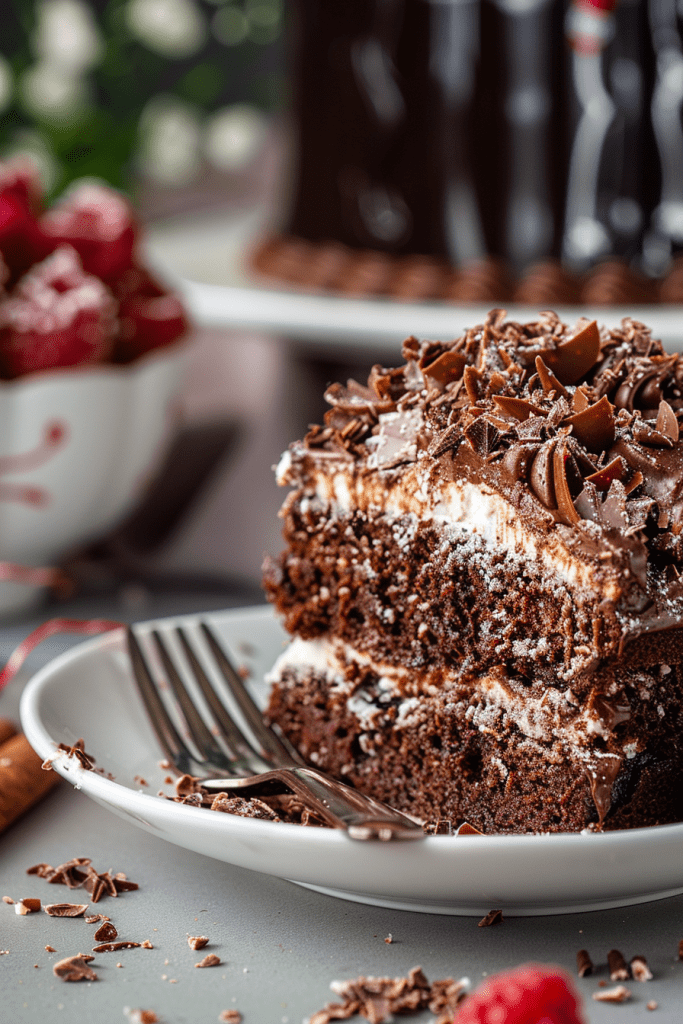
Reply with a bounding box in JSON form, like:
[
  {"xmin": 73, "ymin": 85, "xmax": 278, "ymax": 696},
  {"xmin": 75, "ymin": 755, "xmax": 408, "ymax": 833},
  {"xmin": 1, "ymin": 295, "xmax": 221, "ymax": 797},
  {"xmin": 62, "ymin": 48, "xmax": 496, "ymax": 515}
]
[
  {"xmin": 92, "ymin": 940, "xmax": 141, "ymax": 952},
  {"xmin": 608, "ymin": 948, "xmax": 630, "ymax": 981},
  {"xmin": 576, "ymin": 949, "xmax": 593, "ymax": 977},
  {"xmin": 307, "ymin": 966, "xmax": 464, "ymax": 1024},
  {"xmin": 592, "ymin": 985, "xmax": 631, "ymax": 1003},
  {"xmin": 478, "ymin": 909, "xmax": 503, "ymax": 928},
  {"xmin": 56, "ymin": 739, "xmax": 95, "ymax": 770},
  {"xmin": 93, "ymin": 920, "xmax": 117, "ymax": 942},
  {"xmin": 44, "ymin": 903, "xmax": 88, "ymax": 917},
  {"xmin": 195, "ymin": 953, "xmax": 221, "ymax": 968},
  {"xmin": 187, "ymin": 935, "xmax": 209, "ymax": 950},
  {"xmin": 2, "ymin": 896, "xmax": 13, "ymax": 904},
  {"xmin": 218, "ymin": 1011, "xmax": 242, "ymax": 1024},
  {"xmin": 52, "ymin": 954, "xmax": 97, "ymax": 981},
  {"xmin": 630, "ymin": 955, "xmax": 653, "ymax": 981},
  {"xmin": 15, "ymin": 898, "xmax": 41, "ymax": 914}
]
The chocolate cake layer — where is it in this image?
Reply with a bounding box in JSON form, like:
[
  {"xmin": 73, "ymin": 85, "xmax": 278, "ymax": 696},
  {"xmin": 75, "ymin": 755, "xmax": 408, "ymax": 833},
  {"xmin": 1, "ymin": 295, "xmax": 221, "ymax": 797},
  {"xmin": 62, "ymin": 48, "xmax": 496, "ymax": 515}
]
[
  {"xmin": 264, "ymin": 311, "xmax": 683, "ymax": 831},
  {"xmin": 265, "ymin": 638, "xmax": 683, "ymax": 833}
]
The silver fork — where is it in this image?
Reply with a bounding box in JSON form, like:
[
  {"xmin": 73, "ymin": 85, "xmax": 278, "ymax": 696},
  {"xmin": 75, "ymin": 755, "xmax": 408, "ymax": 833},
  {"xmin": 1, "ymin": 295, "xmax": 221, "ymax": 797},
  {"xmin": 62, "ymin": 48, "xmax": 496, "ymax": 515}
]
[{"xmin": 126, "ymin": 622, "xmax": 425, "ymax": 841}]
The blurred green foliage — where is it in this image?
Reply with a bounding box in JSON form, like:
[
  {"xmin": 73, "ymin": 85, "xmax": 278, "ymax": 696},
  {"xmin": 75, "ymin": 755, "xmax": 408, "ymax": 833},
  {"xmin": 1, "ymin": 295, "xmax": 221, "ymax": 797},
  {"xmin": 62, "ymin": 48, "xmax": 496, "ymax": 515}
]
[{"xmin": 0, "ymin": 0, "xmax": 284, "ymax": 199}]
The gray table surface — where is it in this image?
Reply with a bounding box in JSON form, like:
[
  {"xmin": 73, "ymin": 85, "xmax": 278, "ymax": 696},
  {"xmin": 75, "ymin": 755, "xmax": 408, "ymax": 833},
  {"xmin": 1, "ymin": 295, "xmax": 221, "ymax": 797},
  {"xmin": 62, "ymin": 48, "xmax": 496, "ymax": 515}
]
[{"xmin": 0, "ymin": 591, "xmax": 681, "ymax": 1023}]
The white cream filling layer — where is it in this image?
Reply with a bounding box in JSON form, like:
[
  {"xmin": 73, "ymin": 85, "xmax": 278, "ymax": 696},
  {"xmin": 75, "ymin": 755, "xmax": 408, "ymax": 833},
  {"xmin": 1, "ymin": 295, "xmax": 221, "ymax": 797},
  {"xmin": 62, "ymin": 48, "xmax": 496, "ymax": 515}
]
[
  {"xmin": 267, "ymin": 636, "xmax": 615, "ymax": 760},
  {"xmin": 279, "ymin": 448, "xmax": 619, "ymax": 599}
]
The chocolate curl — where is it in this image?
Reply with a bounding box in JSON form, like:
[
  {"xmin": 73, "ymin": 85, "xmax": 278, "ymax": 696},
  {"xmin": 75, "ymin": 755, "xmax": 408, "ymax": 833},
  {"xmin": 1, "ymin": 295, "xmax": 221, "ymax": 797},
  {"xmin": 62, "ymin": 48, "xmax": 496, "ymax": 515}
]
[
  {"xmin": 542, "ymin": 320, "xmax": 601, "ymax": 385},
  {"xmin": 535, "ymin": 356, "xmax": 569, "ymax": 399},
  {"xmin": 565, "ymin": 396, "xmax": 616, "ymax": 452},
  {"xmin": 656, "ymin": 400, "xmax": 679, "ymax": 442},
  {"xmin": 493, "ymin": 395, "xmax": 546, "ymax": 421},
  {"xmin": 0, "ymin": 733, "xmax": 59, "ymax": 833},
  {"xmin": 553, "ymin": 444, "xmax": 580, "ymax": 525},
  {"xmin": 0, "ymin": 617, "xmax": 123, "ymax": 691}
]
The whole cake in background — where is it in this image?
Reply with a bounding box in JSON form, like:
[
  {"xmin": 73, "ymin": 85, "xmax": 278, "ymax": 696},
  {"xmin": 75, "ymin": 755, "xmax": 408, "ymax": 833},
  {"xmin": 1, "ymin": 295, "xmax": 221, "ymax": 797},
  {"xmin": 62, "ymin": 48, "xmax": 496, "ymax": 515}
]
[
  {"xmin": 253, "ymin": 0, "xmax": 683, "ymax": 305},
  {"xmin": 264, "ymin": 310, "xmax": 683, "ymax": 833}
]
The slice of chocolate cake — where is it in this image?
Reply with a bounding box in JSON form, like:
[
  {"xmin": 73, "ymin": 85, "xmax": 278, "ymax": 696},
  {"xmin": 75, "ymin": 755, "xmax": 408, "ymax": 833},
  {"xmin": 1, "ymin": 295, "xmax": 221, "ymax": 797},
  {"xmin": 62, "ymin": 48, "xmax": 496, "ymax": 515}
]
[{"xmin": 264, "ymin": 311, "xmax": 683, "ymax": 833}]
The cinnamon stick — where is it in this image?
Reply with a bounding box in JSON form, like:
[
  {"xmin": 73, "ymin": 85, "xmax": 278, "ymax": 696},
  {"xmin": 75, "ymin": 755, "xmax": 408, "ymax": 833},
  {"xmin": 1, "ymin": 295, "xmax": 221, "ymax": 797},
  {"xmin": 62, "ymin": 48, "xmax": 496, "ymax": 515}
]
[
  {"xmin": 0, "ymin": 717, "xmax": 17, "ymax": 746},
  {"xmin": 0, "ymin": 733, "xmax": 59, "ymax": 833}
]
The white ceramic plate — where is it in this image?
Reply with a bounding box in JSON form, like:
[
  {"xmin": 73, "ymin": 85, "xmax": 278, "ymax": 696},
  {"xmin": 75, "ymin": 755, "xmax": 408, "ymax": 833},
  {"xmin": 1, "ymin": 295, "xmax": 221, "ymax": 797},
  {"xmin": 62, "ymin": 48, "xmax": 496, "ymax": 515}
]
[
  {"xmin": 20, "ymin": 605, "xmax": 683, "ymax": 916},
  {"xmin": 145, "ymin": 205, "xmax": 683, "ymax": 357}
]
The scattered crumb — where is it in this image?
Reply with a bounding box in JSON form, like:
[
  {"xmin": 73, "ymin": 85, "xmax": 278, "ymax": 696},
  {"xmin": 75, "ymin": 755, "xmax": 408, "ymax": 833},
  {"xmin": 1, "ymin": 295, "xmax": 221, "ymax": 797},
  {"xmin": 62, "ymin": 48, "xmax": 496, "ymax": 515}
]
[
  {"xmin": 164, "ymin": 777, "xmax": 173, "ymax": 785},
  {"xmin": 219, "ymin": 1012, "xmax": 242, "ymax": 1023},
  {"xmin": 169, "ymin": 979, "xmax": 177, "ymax": 984},
  {"xmin": 187, "ymin": 935, "xmax": 209, "ymax": 950},
  {"xmin": 196, "ymin": 954, "xmax": 221, "ymax": 968},
  {"xmin": 15, "ymin": 898, "xmax": 41, "ymax": 915},
  {"xmin": 34, "ymin": 964, "xmax": 39, "ymax": 968},
  {"xmin": 141, "ymin": 940, "xmax": 153, "ymax": 949},
  {"xmin": 93, "ymin": 941, "xmax": 141, "ymax": 952},
  {"xmin": 607, "ymin": 949, "xmax": 629, "ymax": 981},
  {"xmin": 576, "ymin": 950, "xmax": 593, "ymax": 977},
  {"xmin": 307, "ymin": 967, "xmax": 467, "ymax": 1024},
  {"xmin": 45, "ymin": 945, "xmax": 56, "ymax": 953},
  {"xmin": 592, "ymin": 985, "xmax": 631, "ymax": 1003},
  {"xmin": 384, "ymin": 935, "xmax": 393, "ymax": 944},
  {"xmin": 53, "ymin": 955, "xmax": 97, "ymax": 982},
  {"xmin": 0, "ymin": 950, "xmax": 8, "ymax": 956},
  {"xmin": 2, "ymin": 896, "xmax": 14, "ymax": 904},
  {"xmin": 117, "ymin": 962, "xmax": 123, "ymax": 968},
  {"xmin": 647, "ymin": 1001, "xmax": 658, "ymax": 1011},
  {"xmin": 478, "ymin": 909, "xmax": 503, "ymax": 928},
  {"xmin": 133, "ymin": 776, "xmax": 148, "ymax": 786},
  {"xmin": 124, "ymin": 1010, "xmax": 159, "ymax": 1024}
]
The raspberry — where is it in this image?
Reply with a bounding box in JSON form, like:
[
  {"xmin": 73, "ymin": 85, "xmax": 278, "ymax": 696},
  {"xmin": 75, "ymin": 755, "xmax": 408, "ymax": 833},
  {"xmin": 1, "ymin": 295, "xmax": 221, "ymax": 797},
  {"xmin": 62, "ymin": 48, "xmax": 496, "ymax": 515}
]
[
  {"xmin": 0, "ymin": 160, "xmax": 47, "ymax": 282},
  {"xmin": 456, "ymin": 964, "xmax": 586, "ymax": 1024},
  {"xmin": 0, "ymin": 246, "xmax": 118, "ymax": 377},
  {"xmin": 113, "ymin": 265, "xmax": 188, "ymax": 361},
  {"xmin": 40, "ymin": 181, "xmax": 137, "ymax": 283}
]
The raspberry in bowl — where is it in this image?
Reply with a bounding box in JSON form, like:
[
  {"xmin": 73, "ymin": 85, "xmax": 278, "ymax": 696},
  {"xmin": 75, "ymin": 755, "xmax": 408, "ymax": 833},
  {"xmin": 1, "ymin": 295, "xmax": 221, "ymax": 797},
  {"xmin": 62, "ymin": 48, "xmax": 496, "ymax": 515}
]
[{"xmin": 0, "ymin": 161, "xmax": 190, "ymax": 615}]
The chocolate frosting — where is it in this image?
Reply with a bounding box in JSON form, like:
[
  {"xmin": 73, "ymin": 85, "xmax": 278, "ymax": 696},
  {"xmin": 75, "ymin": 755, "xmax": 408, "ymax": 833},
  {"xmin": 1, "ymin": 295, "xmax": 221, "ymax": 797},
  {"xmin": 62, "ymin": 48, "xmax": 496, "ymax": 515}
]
[{"xmin": 293, "ymin": 310, "xmax": 683, "ymax": 626}]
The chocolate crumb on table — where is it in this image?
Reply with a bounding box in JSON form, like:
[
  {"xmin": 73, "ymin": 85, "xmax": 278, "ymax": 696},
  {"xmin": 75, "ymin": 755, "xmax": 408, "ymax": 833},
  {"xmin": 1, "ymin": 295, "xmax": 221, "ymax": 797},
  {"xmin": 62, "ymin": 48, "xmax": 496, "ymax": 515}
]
[
  {"xmin": 92, "ymin": 940, "xmax": 141, "ymax": 952},
  {"xmin": 630, "ymin": 954, "xmax": 653, "ymax": 981},
  {"xmin": 52, "ymin": 954, "xmax": 97, "ymax": 981},
  {"xmin": 478, "ymin": 910, "xmax": 503, "ymax": 928},
  {"xmin": 187, "ymin": 935, "xmax": 209, "ymax": 950},
  {"xmin": 195, "ymin": 954, "xmax": 221, "ymax": 968},
  {"xmin": 93, "ymin": 920, "xmax": 117, "ymax": 942},
  {"xmin": 124, "ymin": 1010, "xmax": 159, "ymax": 1024},
  {"xmin": 592, "ymin": 985, "xmax": 631, "ymax": 1003},
  {"xmin": 384, "ymin": 934, "xmax": 393, "ymax": 944},
  {"xmin": 607, "ymin": 948, "xmax": 630, "ymax": 981},
  {"xmin": 307, "ymin": 966, "xmax": 466, "ymax": 1024},
  {"xmin": 44, "ymin": 903, "xmax": 88, "ymax": 917},
  {"xmin": 45, "ymin": 945, "xmax": 56, "ymax": 953},
  {"xmin": 576, "ymin": 949, "xmax": 593, "ymax": 977},
  {"xmin": 647, "ymin": 1000, "xmax": 658, "ymax": 1010},
  {"xmin": 2, "ymin": 896, "xmax": 14, "ymax": 904},
  {"xmin": 15, "ymin": 898, "xmax": 41, "ymax": 914},
  {"xmin": 218, "ymin": 1012, "xmax": 242, "ymax": 1023}
]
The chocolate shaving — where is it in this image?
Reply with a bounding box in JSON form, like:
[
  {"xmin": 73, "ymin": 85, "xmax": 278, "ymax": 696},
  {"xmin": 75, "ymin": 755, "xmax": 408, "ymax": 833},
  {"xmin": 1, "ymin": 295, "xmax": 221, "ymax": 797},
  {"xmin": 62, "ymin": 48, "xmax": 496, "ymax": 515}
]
[
  {"xmin": 553, "ymin": 443, "xmax": 580, "ymax": 525},
  {"xmin": 493, "ymin": 395, "xmax": 545, "ymax": 421},
  {"xmin": 464, "ymin": 417, "xmax": 500, "ymax": 457},
  {"xmin": 422, "ymin": 350, "xmax": 466, "ymax": 385},
  {"xmin": 565, "ymin": 395, "xmax": 615, "ymax": 452},
  {"xmin": 188, "ymin": 935, "xmax": 209, "ymax": 950},
  {"xmin": 535, "ymin": 356, "xmax": 569, "ymax": 399},
  {"xmin": 218, "ymin": 1012, "xmax": 242, "ymax": 1024},
  {"xmin": 529, "ymin": 441, "xmax": 557, "ymax": 509},
  {"xmin": 477, "ymin": 909, "xmax": 503, "ymax": 928},
  {"xmin": 592, "ymin": 985, "xmax": 631, "ymax": 1003},
  {"xmin": 429, "ymin": 425, "xmax": 460, "ymax": 459},
  {"xmin": 195, "ymin": 953, "xmax": 221, "ymax": 968},
  {"xmin": 93, "ymin": 920, "xmax": 117, "ymax": 941},
  {"xmin": 576, "ymin": 949, "xmax": 593, "ymax": 977},
  {"xmin": 584, "ymin": 456, "xmax": 625, "ymax": 491},
  {"xmin": 92, "ymin": 940, "xmax": 141, "ymax": 952},
  {"xmin": 44, "ymin": 903, "xmax": 88, "ymax": 917},
  {"xmin": 630, "ymin": 955, "xmax": 653, "ymax": 982},
  {"xmin": 542, "ymin": 319, "xmax": 601, "ymax": 385},
  {"xmin": 456, "ymin": 822, "xmax": 484, "ymax": 835},
  {"xmin": 632, "ymin": 419, "xmax": 674, "ymax": 448},
  {"xmin": 656, "ymin": 399, "xmax": 679, "ymax": 441},
  {"xmin": 15, "ymin": 898, "xmax": 41, "ymax": 914},
  {"xmin": 57, "ymin": 739, "xmax": 95, "ymax": 770},
  {"xmin": 608, "ymin": 948, "xmax": 630, "ymax": 981},
  {"xmin": 52, "ymin": 954, "xmax": 97, "ymax": 981},
  {"xmin": 463, "ymin": 365, "xmax": 484, "ymax": 405}
]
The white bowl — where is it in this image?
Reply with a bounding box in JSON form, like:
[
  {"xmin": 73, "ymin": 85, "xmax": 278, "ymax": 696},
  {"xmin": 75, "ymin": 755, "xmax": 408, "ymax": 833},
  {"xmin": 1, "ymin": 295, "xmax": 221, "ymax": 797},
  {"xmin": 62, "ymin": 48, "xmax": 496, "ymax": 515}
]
[{"xmin": 0, "ymin": 341, "xmax": 188, "ymax": 615}]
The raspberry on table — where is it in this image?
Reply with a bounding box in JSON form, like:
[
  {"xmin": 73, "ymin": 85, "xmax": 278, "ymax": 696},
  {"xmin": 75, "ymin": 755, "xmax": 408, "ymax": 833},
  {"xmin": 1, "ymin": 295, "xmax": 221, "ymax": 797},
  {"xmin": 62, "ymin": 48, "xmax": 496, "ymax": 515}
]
[
  {"xmin": 0, "ymin": 246, "xmax": 118, "ymax": 377},
  {"xmin": 40, "ymin": 181, "xmax": 137, "ymax": 283},
  {"xmin": 456, "ymin": 963, "xmax": 586, "ymax": 1024}
]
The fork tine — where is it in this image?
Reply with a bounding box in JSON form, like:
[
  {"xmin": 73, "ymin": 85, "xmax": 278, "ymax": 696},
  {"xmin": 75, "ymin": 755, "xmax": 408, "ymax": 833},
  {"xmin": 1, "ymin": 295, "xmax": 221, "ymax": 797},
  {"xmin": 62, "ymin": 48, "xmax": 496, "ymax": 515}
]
[
  {"xmin": 175, "ymin": 627, "xmax": 267, "ymax": 771},
  {"xmin": 151, "ymin": 630, "xmax": 228, "ymax": 767},
  {"xmin": 200, "ymin": 622, "xmax": 304, "ymax": 766},
  {"xmin": 126, "ymin": 628, "xmax": 192, "ymax": 774}
]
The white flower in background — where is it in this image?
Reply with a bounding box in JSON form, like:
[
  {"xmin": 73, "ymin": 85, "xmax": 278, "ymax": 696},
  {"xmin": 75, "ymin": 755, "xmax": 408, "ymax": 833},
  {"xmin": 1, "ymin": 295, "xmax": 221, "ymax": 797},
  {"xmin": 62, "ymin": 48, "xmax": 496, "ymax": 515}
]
[
  {"xmin": 2, "ymin": 130, "xmax": 59, "ymax": 192},
  {"xmin": 0, "ymin": 56, "xmax": 13, "ymax": 113},
  {"xmin": 125, "ymin": 0, "xmax": 207, "ymax": 58},
  {"xmin": 138, "ymin": 95, "xmax": 202, "ymax": 184},
  {"xmin": 212, "ymin": 6, "xmax": 248, "ymax": 46},
  {"xmin": 33, "ymin": 0, "xmax": 104, "ymax": 72},
  {"xmin": 20, "ymin": 61, "xmax": 91, "ymax": 121},
  {"xmin": 203, "ymin": 103, "xmax": 267, "ymax": 172}
]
